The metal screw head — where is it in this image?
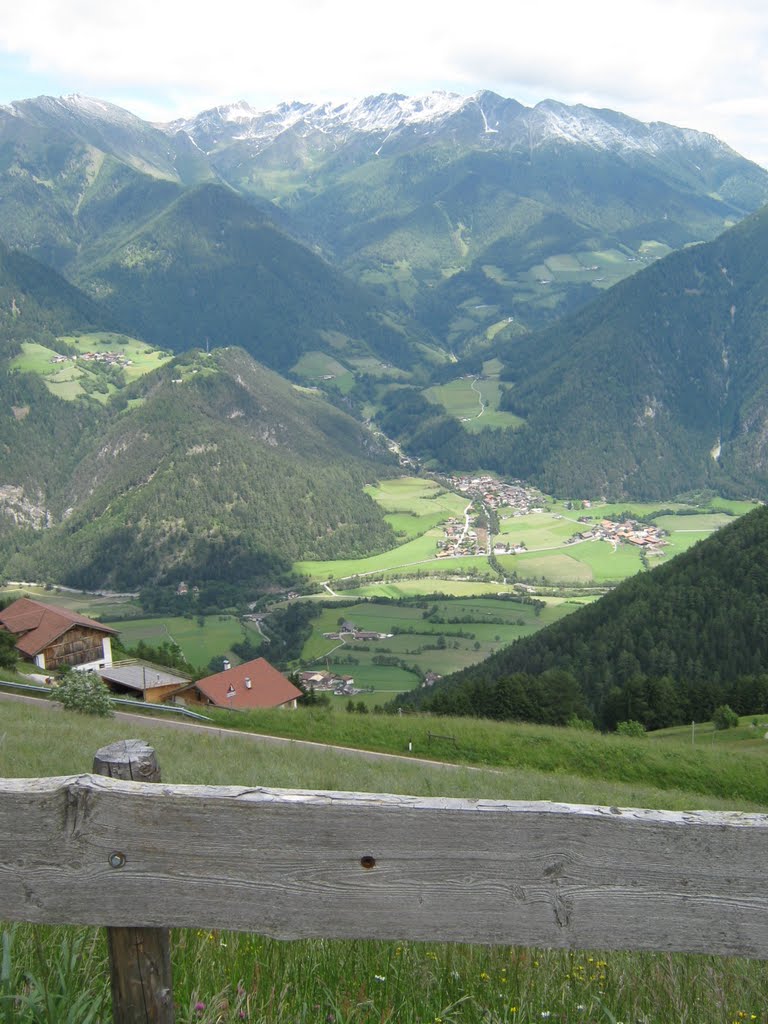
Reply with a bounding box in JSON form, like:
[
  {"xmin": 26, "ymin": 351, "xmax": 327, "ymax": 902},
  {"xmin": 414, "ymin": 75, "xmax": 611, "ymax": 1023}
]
[{"xmin": 108, "ymin": 852, "xmax": 126, "ymax": 869}]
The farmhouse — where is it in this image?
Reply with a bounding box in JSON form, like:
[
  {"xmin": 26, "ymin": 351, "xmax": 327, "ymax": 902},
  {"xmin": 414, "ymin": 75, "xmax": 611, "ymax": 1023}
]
[
  {"xmin": 0, "ymin": 597, "xmax": 117, "ymax": 672},
  {"xmin": 98, "ymin": 660, "xmax": 191, "ymax": 703},
  {"xmin": 173, "ymin": 657, "xmax": 302, "ymax": 711}
]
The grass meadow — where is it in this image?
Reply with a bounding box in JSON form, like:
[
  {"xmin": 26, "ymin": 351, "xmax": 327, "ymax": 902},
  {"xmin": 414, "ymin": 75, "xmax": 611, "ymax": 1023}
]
[
  {"xmin": 103, "ymin": 615, "xmax": 262, "ymax": 670},
  {"xmin": 3, "ymin": 700, "xmax": 768, "ymax": 1023},
  {"xmin": 10, "ymin": 333, "xmax": 172, "ymax": 403},
  {"xmin": 423, "ymin": 378, "xmax": 523, "ymax": 432}
]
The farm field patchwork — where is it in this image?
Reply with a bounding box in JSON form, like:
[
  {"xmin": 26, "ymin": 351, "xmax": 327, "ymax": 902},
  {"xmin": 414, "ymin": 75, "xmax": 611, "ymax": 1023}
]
[{"xmin": 299, "ymin": 596, "xmax": 576, "ymax": 700}]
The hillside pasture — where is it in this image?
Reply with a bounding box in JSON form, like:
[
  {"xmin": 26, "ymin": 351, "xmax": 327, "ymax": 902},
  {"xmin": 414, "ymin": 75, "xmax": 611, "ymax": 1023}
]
[
  {"xmin": 4, "ymin": 702, "xmax": 768, "ymax": 1024},
  {"xmin": 10, "ymin": 333, "xmax": 172, "ymax": 402},
  {"xmin": 102, "ymin": 614, "xmax": 261, "ymax": 669},
  {"xmin": 59, "ymin": 332, "xmax": 173, "ymax": 382},
  {"xmin": 365, "ymin": 476, "xmax": 466, "ymax": 517},
  {"xmin": 423, "ymin": 376, "xmax": 523, "ymax": 431}
]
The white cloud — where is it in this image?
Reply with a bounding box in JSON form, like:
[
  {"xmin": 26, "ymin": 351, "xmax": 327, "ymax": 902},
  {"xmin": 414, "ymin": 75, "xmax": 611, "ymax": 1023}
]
[{"xmin": 2, "ymin": 0, "xmax": 768, "ymax": 163}]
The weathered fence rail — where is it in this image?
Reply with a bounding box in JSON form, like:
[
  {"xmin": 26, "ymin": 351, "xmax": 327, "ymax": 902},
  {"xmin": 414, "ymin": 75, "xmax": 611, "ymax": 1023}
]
[{"xmin": 2, "ymin": 740, "xmax": 768, "ymax": 1020}]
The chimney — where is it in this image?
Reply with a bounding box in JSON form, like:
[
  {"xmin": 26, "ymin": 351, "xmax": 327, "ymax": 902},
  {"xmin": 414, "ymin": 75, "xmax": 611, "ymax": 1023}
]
[
  {"xmin": 244, "ymin": 676, "xmax": 252, "ymax": 689},
  {"xmin": 222, "ymin": 659, "xmax": 231, "ymax": 671}
]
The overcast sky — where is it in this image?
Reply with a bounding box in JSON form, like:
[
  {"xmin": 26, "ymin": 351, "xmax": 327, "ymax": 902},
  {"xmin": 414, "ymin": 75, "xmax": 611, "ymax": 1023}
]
[{"xmin": 2, "ymin": 0, "xmax": 768, "ymax": 166}]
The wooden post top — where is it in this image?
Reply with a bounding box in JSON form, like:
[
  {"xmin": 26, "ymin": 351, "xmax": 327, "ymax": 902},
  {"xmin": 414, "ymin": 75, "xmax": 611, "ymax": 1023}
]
[{"xmin": 93, "ymin": 740, "xmax": 160, "ymax": 782}]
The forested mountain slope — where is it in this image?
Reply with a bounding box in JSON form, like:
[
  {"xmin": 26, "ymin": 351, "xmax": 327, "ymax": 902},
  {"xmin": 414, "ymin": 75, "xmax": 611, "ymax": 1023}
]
[
  {"xmin": 72, "ymin": 183, "xmax": 427, "ymax": 372},
  {"xmin": 407, "ymin": 504, "xmax": 768, "ymax": 729},
  {"xmin": 0, "ymin": 241, "xmax": 103, "ymax": 358},
  {"xmin": 0, "ymin": 244, "xmax": 109, "ymax": 534},
  {"xmin": 0, "ymin": 97, "xmax": 431, "ymax": 373},
  {"xmin": 489, "ymin": 203, "xmax": 768, "ymax": 498},
  {"xmin": 3, "ymin": 348, "xmax": 398, "ymax": 591},
  {"xmin": 3, "ymin": 91, "xmax": 768, "ymax": 362}
]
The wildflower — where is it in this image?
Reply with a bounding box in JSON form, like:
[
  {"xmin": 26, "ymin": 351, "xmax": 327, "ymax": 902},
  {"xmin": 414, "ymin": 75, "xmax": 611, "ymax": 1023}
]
[
  {"xmin": 194, "ymin": 1002, "xmax": 206, "ymax": 1014},
  {"xmin": 541, "ymin": 1013, "xmax": 551, "ymax": 1019},
  {"xmin": 479, "ymin": 971, "xmax": 490, "ymax": 981},
  {"xmin": 374, "ymin": 974, "xmax": 386, "ymax": 983}
]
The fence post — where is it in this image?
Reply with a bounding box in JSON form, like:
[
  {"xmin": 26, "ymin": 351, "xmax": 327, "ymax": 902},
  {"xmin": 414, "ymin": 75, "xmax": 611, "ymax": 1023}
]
[{"xmin": 93, "ymin": 740, "xmax": 175, "ymax": 1024}]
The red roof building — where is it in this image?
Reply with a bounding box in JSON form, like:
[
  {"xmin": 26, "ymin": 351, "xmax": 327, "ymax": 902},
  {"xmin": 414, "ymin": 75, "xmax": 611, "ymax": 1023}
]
[
  {"xmin": 0, "ymin": 597, "xmax": 117, "ymax": 672},
  {"xmin": 176, "ymin": 658, "xmax": 302, "ymax": 711}
]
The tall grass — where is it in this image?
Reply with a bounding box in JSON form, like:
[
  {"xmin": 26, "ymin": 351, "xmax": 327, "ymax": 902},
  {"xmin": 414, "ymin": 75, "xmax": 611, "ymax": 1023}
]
[{"xmin": 3, "ymin": 699, "xmax": 768, "ymax": 1022}]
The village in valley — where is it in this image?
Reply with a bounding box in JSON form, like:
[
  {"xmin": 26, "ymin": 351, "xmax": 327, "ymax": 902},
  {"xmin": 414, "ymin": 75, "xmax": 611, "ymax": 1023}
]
[{"xmin": 437, "ymin": 475, "xmax": 669, "ymax": 559}]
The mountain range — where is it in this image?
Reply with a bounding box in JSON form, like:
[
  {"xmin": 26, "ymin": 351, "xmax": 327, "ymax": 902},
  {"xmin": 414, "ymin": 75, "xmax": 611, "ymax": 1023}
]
[
  {"xmin": 3, "ymin": 89, "xmax": 767, "ymax": 358},
  {"xmin": 4, "ymin": 88, "xmax": 768, "ymax": 591},
  {"xmin": 166, "ymin": 90, "xmax": 768, "ymax": 343}
]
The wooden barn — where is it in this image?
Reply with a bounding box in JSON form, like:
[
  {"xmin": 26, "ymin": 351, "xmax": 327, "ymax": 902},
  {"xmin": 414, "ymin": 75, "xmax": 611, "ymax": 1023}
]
[
  {"xmin": 98, "ymin": 660, "xmax": 191, "ymax": 703},
  {"xmin": 0, "ymin": 597, "xmax": 118, "ymax": 672}
]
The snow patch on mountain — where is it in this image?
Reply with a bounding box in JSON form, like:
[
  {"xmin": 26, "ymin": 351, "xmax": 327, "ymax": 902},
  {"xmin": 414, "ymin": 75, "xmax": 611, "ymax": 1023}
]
[{"xmin": 164, "ymin": 90, "xmax": 739, "ymax": 164}]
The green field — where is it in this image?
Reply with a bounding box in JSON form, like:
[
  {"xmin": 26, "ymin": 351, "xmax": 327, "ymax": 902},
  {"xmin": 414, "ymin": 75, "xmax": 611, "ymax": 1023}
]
[
  {"xmin": 0, "ymin": 585, "xmax": 137, "ymax": 620},
  {"xmin": 365, "ymin": 476, "xmax": 466, "ymax": 517},
  {"xmin": 424, "ymin": 376, "xmax": 523, "ymax": 431},
  {"xmin": 10, "ymin": 333, "xmax": 173, "ymax": 402},
  {"xmin": 299, "ymin": 596, "xmax": 577, "ymax": 698},
  {"xmin": 498, "ymin": 511, "xmax": 577, "ymax": 547},
  {"xmin": 345, "ymin": 579, "xmax": 526, "ymax": 599},
  {"xmin": 289, "ymin": 349, "xmax": 355, "ymax": 391},
  {"xmin": 499, "ymin": 550, "xmax": 594, "ymax": 583},
  {"xmin": 102, "ymin": 614, "xmax": 261, "ymax": 670},
  {"xmin": 296, "ymin": 529, "xmax": 447, "ymax": 580}
]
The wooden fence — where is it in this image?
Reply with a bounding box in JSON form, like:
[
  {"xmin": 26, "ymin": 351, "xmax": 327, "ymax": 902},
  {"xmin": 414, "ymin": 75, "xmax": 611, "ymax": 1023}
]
[{"xmin": 2, "ymin": 739, "xmax": 768, "ymax": 1022}]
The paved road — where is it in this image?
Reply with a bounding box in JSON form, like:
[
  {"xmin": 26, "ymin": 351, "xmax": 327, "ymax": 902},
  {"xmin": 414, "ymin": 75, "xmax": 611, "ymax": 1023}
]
[{"xmin": 0, "ymin": 691, "xmax": 498, "ymax": 774}]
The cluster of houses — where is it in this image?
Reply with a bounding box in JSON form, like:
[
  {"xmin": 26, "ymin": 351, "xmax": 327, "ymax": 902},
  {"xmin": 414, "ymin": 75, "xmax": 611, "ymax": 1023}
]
[
  {"xmin": 449, "ymin": 475, "xmax": 545, "ymax": 515},
  {"xmin": 436, "ymin": 516, "xmax": 485, "ymax": 557},
  {"xmin": 296, "ymin": 670, "xmax": 361, "ymax": 696},
  {"xmin": 567, "ymin": 518, "xmax": 667, "ymax": 553},
  {"xmin": 50, "ymin": 351, "xmax": 134, "ymax": 367},
  {"xmin": 0, "ymin": 597, "xmax": 302, "ymax": 712}
]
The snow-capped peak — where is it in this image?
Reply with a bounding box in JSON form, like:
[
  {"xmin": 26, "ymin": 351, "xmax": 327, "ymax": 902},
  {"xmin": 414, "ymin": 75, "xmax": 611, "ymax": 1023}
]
[{"xmin": 161, "ymin": 89, "xmax": 738, "ymax": 164}]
